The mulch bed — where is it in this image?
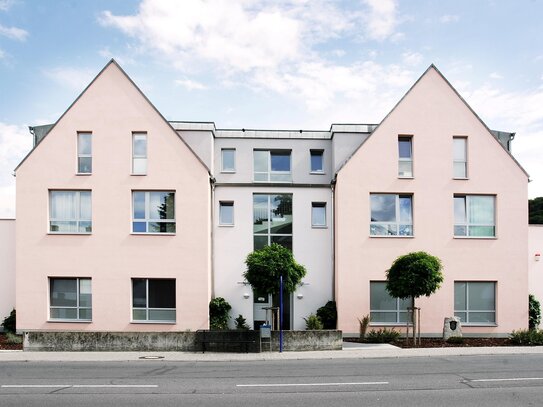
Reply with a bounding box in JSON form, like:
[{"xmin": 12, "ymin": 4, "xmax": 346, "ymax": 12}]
[
  {"xmin": 345, "ymin": 337, "xmax": 513, "ymax": 348},
  {"xmin": 0, "ymin": 333, "xmax": 23, "ymax": 350}
]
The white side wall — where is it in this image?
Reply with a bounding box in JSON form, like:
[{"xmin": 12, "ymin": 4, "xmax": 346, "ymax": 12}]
[
  {"xmin": 0, "ymin": 219, "xmax": 15, "ymax": 325},
  {"xmin": 529, "ymin": 225, "xmax": 543, "ymax": 327}
]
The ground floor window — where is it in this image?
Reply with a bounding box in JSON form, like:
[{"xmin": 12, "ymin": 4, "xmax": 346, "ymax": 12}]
[
  {"xmin": 49, "ymin": 277, "xmax": 92, "ymax": 321},
  {"xmin": 132, "ymin": 278, "xmax": 176, "ymax": 322},
  {"xmin": 370, "ymin": 281, "xmax": 412, "ymax": 323},
  {"xmin": 454, "ymin": 281, "xmax": 496, "ymax": 324}
]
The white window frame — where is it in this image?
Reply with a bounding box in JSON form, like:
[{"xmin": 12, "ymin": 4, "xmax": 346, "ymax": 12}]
[
  {"xmin": 398, "ymin": 136, "xmax": 413, "ymax": 178},
  {"xmin": 77, "ymin": 132, "xmax": 92, "ymax": 174},
  {"xmin": 219, "ymin": 201, "xmax": 234, "ymax": 226},
  {"xmin": 253, "ymin": 150, "xmax": 292, "ymax": 182},
  {"xmin": 454, "ymin": 195, "xmax": 495, "ymax": 238},
  {"xmin": 370, "ymin": 194, "xmax": 413, "ymax": 237},
  {"xmin": 132, "ymin": 278, "xmax": 176, "ymax": 323},
  {"xmin": 454, "ymin": 281, "xmax": 496, "ymax": 325},
  {"xmin": 370, "ymin": 281, "xmax": 412, "ymax": 324},
  {"xmin": 132, "ymin": 132, "xmax": 147, "ymax": 175},
  {"xmin": 132, "ymin": 191, "xmax": 176, "ymax": 234},
  {"xmin": 49, "ymin": 190, "xmax": 92, "ymax": 234},
  {"xmin": 311, "ymin": 202, "xmax": 327, "ymax": 227},
  {"xmin": 49, "ymin": 277, "xmax": 92, "ymax": 322},
  {"xmin": 310, "ymin": 150, "xmax": 324, "ymax": 173},
  {"xmin": 221, "ymin": 148, "xmax": 236, "ymax": 173},
  {"xmin": 453, "ymin": 136, "xmax": 468, "ymax": 179}
]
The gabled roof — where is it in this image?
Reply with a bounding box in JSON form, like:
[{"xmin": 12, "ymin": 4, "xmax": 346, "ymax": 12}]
[
  {"xmin": 335, "ymin": 64, "xmax": 530, "ymax": 179},
  {"xmin": 15, "ymin": 59, "xmax": 211, "ymax": 174}
]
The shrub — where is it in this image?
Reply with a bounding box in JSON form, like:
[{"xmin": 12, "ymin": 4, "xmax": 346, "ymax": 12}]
[
  {"xmin": 5, "ymin": 332, "xmax": 22, "ymax": 344},
  {"xmin": 209, "ymin": 297, "xmax": 232, "ymax": 330},
  {"xmin": 304, "ymin": 314, "xmax": 324, "ymax": 330},
  {"xmin": 529, "ymin": 294, "xmax": 541, "ymax": 330},
  {"xmin": 316, "ymin": 301, "xmax": 337, "ymax": 329},
  {"xmin": 1, "ymin": 309, "xmax": 15, "ymax": 334},
  {"xmin": 358, "ymin": 315, "xmax": 371, "ymax": 339},
  {"xmin": 510, "ymin": 329, "xmax": 543, "ymax": 346},
  {"xmin": 446, "ymin": 336, "xmax": 464, "ymax": 344},
  {"xmin": 365, "ymin": 328, "xmax": 400, "ymax": 343},
  {"xmin": 234, "ymin": 314, "xmax": 250, "ymax": 330}
]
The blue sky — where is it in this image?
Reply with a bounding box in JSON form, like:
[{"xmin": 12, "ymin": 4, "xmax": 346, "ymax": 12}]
[{"xmin": 1, "ymin": 0, "xmax": 543, "ymax": 217}]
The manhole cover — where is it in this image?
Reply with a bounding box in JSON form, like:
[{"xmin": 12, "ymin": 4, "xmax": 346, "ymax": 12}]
[{"xmin": 138, "ymin": 356, "xmax": 165, "ymax": 360}]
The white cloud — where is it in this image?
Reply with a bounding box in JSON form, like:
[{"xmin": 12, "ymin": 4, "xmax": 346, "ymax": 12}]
[
  {"xmin": 489, "ymin": 72, "xmax": 503, "ymax": 80},
  {"xmin": 175, "ymin": 78, "xmax": 207, "ymax": 91},
  {"xmin": 363, "ymin": 0, "xmax": 399, "ymax": 41},
  {"xmin": 439, "ymin": 14, "xmax": 459, "ymax": 23},
  {"xmin": 0, "ymin": 122, "xmax": 32, "ymax": 218},
  {"xmin": 0, "ymin": 48, "xmax": 5, "ymax": 59},
  {"xmin": 0, "ymin": 23, "xmax": 28, "ymax": 41},
  {"xmin": 402, "ymin": 51, "xmax": 423, "ymax": 66},
  {"xmin": 0, "ymin": 0, "xmax": 14, "ymax": 11},
  {"xmin": 43, "ymin": 67, "xmax": 96, "ymax": 92}
]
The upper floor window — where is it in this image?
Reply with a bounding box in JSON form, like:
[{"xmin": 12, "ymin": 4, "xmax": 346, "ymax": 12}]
[
  {"xmin": 310, "ymin": 150, "xmax": 324, "ymax": 173},
  {"xmin": 455, "ymin": 281, "xmax": 495, "ymax": 325},
  {"xmin": 221, "ymin": 149, "xmax": 236, "ymax": 172},
  {"xmin": 370, "ymin": 194, "xmax": 413, "ymax": 236},
  {"xmin": 132, "ymin": 191, "xmax": 175, "ymax": 234},
  {"xmin": 254, "ymin": 150, "xmax": 291, "ymax": 182},
  {"xmin": 132, "ymin": 278, "xmax": 176, "ymax": 322},
  {"xmin": 49, "ymin": 277, "xmax": 92, "ymax": 321},
  {"xmin": 398, "ymin": 136, "xmax": 413, "ymax": 177},
  {"xmin": 370, "ymin": 281, "xmax": 412, "ymax": 324},
  {"xmin": 49, "ymin": 190, "xmax": 92, "ymax": 234},
  {"xmin": 454, "ymin": 195, "xmax": 495, "ymax": 237},
  {"xmin": 453, "ymin": 137, "xmax": 467, "ymax": 178},
  {"xmin": 253, "ymin": 194, "xmax": 292, "ymax": 250},
  {"xmin": 311, "ymin": 202, "xmax": 326, "ymax": 227},
  {"xmin": 132, "ymin": 132, "xmax": 147, "ymax": 175},
  {"xmin": 219, "ymin": 201, "xmax": 234, "ymax": 225},
  {"xmin": 77, "ymin": 132, "xmax": 92, "ymax": 174}
]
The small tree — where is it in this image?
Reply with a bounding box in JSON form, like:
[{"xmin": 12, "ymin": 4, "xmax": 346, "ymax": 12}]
[
  {"xmin": 386, "ymin": 251, "xmax": 444, "ymax": 343},
  {"xmin": 209, "ymin": 297, "xmax": 232, "ymax": 330},
  {"xmin": 1, "ymin": 309, "xmax": 16, "ymax": 334},
  {"xmin": 529, "ymin": 294, "xmax": 541, "ymax": 330}
]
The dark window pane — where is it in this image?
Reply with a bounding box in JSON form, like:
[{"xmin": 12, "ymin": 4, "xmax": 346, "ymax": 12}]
[
  {"xmin": 132, "ymin": 279, "xmax": 147, "ymax": 308},
  {"xmin": 133, "ymin": 222, "xmax": 146, "ymax": 233},
  {"xmin": 370, "ymin": 194, "xmax": 396, "ymax": 222},
  {"xmin": 50, "ymin": 279, "xmax": 77, "ymax": 307},
  {"xmin": 150, "ymin": 192, "xmax": 175, "ymax": 220},
  {"xmin": 398, "ymin": 137, "xmax": 412, "ymax": 158},
  {"xmin": 271, "ymin": 235, "xmax": 292, "ymax": 250},
  {"xmin": 133, "ymin": 192, "xmax": 145, "ymax": 219},
  {"xmin": 270, "ymin": 152, "xmax": 290, "ymax": 172},
  {"xmin": 254, "ymin": 235, "xmax": 268, "ymax": 250},
  {"xmin": 78, "ymin": 157, "xmax": 92, "ymax": 173},
  {"xmin": 148, "ymin": 279, "xmax": 176, "ymax": 308},
  {"xmin": 310, "ymin": 151, "xmax": 323, "ymax": 172}
]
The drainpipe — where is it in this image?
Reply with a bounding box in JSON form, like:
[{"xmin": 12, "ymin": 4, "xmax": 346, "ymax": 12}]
[
  {"xmin": 331, "ymin": 175, "xmax": 337, "ymax": 304},
  {"xmin": 210, "ymin": 175, "xmax": 216, "ymax": 300}
]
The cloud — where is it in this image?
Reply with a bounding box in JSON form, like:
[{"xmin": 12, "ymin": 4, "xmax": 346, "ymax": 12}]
[
  {"xmin": 402, "ymin": 51, "xmax": 423, "ymax": 66},
  {"xmin": 439, "ymin": 14, "xmax": 459, "ymax": 23},
  {"xmin": 363, "ymin": 0, "xmax": 399, "ymax": 41},
  {"xmin": 489, "ymin": 72, "xmax": 503, "ymax": 80},
  {"xmin": 0, "ymin": 23, "xmax": 28, "ymax": 41},
  {"xmin": 0, "ymin": 122, "xmax": 32, "ymax": 218},
  {"xmin": 0, "ymin": 0, "xmax": 14, "ymax": 11},
  {"xmin": 175, "ymin": 78, "xmax": 207, "ymax": 91},
  {"xmin": 43, "ymin": 67, "xmax": 96, "ymax": 92},
  {"xmin": 0, "ymin": 48, "xmax": 4, "ymax": 59}
]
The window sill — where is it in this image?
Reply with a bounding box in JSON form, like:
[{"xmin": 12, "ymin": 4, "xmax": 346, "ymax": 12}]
[
  {"xmin": 312, "ymin": 225, "xmax": 328, "ymax": 229},
  {"xmin": 48, "ymin": 232, "xmax": 92, "ymax": 235},
  {"xmin": 76, "ymin": 173, "xmax": 92, "ymax": 176},
  {"xmin": 453, "ymin": 177, "xmax": 469, "ymax": 180},
  {"xmin": 398, "ymin": 176, "xmax": 414, "ymax": 179},
  {"xmin": 131, "ymin": 233, "xmax": 176, "ymax": 236},
  {"xmin": 218, "ymin": 224, "xmax": 235, "ymax": 227},
  {"xmin": 48, "ymin": 319, "xmax": 92, "ymax": 323},
  {"xmin": 309, "ymin": 171, "xmax": 325, "ymax": 175},
  {"xmin": 370, "ymin": 235, "xmax": 414, "ymax": 238},
  {"xmin": 221, "ymin": 170, "xmax": 236, "ymax": 174},
  {"xmin": 130, "ymin": 321, "xmax": 176, "ymax": 324},
  {"xmin": 453, "ymin": 236, "xmax": 497, "ymax": 240},
  {"xmin": 131, "ymin": 173, "xmax": 147, "ymax": 176}
]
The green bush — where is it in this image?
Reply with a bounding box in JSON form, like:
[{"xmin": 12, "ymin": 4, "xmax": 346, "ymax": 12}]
[
  {"xmin": 316, "ymin": 301, "xmax": 337, "ymax": 329},
  {"xmin": 303, "ymin": 314, "xmax": 324, "ymax": 330},
  {"xmin": 234, "ymin": 314, "xmax": 250, "ymax": 330},
  {"xmin": 529, "ymin": 294, "xmax": 541, "ymax": 330},
  {"xmin": 365, "ymin": 328, "xmax": 400, "ymax": 343},
  {"xmin": 446, "ymin": 336, "xmax": 464, "ymax": 344},
  {"xmin": 510, "ymin": 329, "xmax": 543, "ymax": 345},
  {"xmin": 358, "ymin": 315, "xmax": 371, "ymax": 339},
  {"xmin": 1, "ymin": 309, "xmax": 16, "ymax": 334},
  {"xmin": 209, "ymin": 297, "xmax": 232, "ymax": 330},
  {"xmin": 5, "ymin": 332, "xmax": 22, "ymax": 344}
]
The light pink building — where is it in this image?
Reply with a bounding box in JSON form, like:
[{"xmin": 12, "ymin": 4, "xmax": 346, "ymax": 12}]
[
  {"xmin": 0, "ymin": 219, "xmax": 15, "ymax": 326},
  {"xmin": 335, "ymin": 66, "xmax": 529, "ymax": 336},
  {"xmin": 15, "ymin": 61, "xmax": 212, "ymax": 332}
]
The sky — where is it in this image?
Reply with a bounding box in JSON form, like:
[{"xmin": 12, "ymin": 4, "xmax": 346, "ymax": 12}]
[{"xmin": 1, "ymin": 0, "xmax": 543, "ymax": 217}]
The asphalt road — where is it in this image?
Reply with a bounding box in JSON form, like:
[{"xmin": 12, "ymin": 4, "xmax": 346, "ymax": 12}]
[{"xmin": 2, "ymin": 354, "xmax": 543, "ymax": 406}]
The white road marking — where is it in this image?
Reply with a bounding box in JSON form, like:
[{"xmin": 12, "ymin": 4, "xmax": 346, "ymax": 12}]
[
  {"xmin": 237, "ymin": 382, "xmax": 388, "ymax": 387},
  {"xmin": 1, "ymin": 385, "xmax": 158, "ymax": 388},
  {"xmin": 468, "ymin": 377, "xmax": 543, "ymax": 383}
]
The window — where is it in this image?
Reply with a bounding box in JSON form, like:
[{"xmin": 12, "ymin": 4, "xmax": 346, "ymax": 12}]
[
  {"xmin": 219, "ymin": 201, "xmax": 234, "ymax": 225},
  {"xmin": 221, "ymin": 149, "xmax": 236, "ymax": 172},
  {"xmin": 254, "ymin": 150, "xmax": 291, "ymax": 182},
  {"xmin": 132, "ymin": 278, "xmax": 176, "ymax": 322},
  {"xmin": 49, "ymin": 190, "xmax": 92, "ymax": 233},
  {"xmin": 310, "ymin": 150, "xmax": 324, "ymax": 173},
  {"xmin": 77, "ymin": 132, "xmax": 92, "ymax": 174},
  {"xmin": 49, "ymin": 278, "xmax": 92, "ymax": 321},
  {"xmin": 370, "ymin": 194, "xmax": 413, "ymax": 236},
  {"xmin": 311, "ymin": 202, "xmax": 326, "ymax": 227},
  {"xmin": 370, "ymin": 282, "xmax": 412, "ymax": 323},
  {"xmin": 455, "ymin": 281, "xmax": 496, "ymax": 324},
  {"xmin": 454, "ymin": 195, "xmax": 495, "ymax": 237},
  {"xmin": 398, "ymin": 136, "xmax": 413, "ymax": 177},
  {"xmin": 132, "ymin": 132, "xmax": 147, "ymax": 175},
  {"xmin": 453, "ymin": 137, "xmax": 467, "ymax": 178},
  {"xmin": 253, "ymin": 194, "xmax": 292, "ymax": 250},
  {"xmin": 132, "ymin": 191, "xmax": 175, "ymax": 234}
]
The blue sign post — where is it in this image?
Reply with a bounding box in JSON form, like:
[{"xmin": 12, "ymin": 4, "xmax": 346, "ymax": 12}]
[{"xmin": 279, "ymin": 275, "xmax": 283, "ymax": 353}]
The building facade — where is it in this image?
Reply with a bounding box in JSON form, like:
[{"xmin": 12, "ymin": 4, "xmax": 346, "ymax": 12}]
[
  {"xmin": 0, "ymin": 219, "xmax": 15, "ymax": 327},
  {"xmin": 14, "ymin": 60, "xmax": 530, "ymax": 336}
]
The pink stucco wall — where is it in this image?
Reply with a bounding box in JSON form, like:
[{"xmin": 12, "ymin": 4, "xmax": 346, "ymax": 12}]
[
  {"xmin": 335, "ymin": 67, "xmax": 529, "ymax": 335},
  {"xmin": 529, "ymin": 225, "xmax": 543, "ymax": 325},
  {"xmin": 15, "ymin": 62, "xmax": 211, "ymax": 332},
  {"xmin": 0, "ymin": 219, "xmax": 15, "ymax": 324}
]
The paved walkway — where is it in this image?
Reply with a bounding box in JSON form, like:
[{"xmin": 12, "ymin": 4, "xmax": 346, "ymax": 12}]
[{"xmin": 1, "ymin": 342, "xmax": 543, "ymax": 362}]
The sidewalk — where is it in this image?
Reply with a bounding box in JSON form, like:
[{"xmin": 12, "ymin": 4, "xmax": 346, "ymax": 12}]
[{"xmin": 2, "ymin": 342, "xmax": 543, "ymax": 362}]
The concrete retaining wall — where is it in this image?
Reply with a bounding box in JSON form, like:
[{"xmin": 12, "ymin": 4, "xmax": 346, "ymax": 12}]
[{"xmin": 23, "ymin": 330, "xmax": 343, "ymax": 352}]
